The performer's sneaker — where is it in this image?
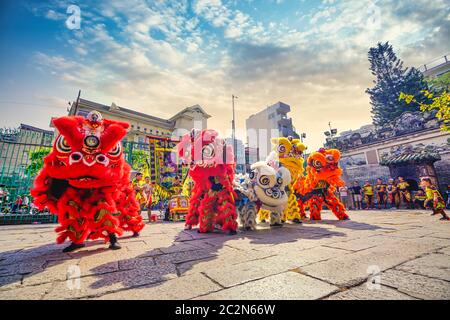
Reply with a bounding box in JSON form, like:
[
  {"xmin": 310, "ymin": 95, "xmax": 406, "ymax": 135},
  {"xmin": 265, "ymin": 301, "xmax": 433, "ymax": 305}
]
[
  {"xmin": 132, "ymin": 232, "xmax": 140, "ymax": 238},
  {"xmin": 184, "ymin": 225, "xmax": 192, "ymax": 230},
  {"xmin": 342, "ymin": 216, "xmax": 350, "ymax": 220},
  {"xmin": 108, "ymin": 233, "xmax": 121, "ymax": 250},
  {"xmin": 109, "ymin": 243, "xmax": 122, "ymax": 250},
  {"xmin": 62, "ymin": 243, "xmax": 85, "ymax": 253},
  {"xmin": 439, "ymin": 216, "xmax": 450, "ymax": 221},
  {"xmin": 228, "ymin": 229, "xmax": 237, "ymax": 235},
  {"xmin": 292, "ymin": 219, "xmax": 302, "ymax": 224}
]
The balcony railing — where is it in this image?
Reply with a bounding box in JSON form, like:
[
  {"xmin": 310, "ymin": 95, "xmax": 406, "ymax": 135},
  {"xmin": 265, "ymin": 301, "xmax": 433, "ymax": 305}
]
[{"xmin": 418, "ymin": 54, "xmax": 449, "ymax": 74}]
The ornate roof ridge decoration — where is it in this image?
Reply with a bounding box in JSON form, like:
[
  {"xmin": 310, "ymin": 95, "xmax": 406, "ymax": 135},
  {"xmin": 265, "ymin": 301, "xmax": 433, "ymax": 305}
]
[
  {"xmin": 326, "ymin": 110, "xmax": 442, "ymax": 151},
  {"xmin": 380, "ymin": 151, "xmax": 441, "ymax": 166}
]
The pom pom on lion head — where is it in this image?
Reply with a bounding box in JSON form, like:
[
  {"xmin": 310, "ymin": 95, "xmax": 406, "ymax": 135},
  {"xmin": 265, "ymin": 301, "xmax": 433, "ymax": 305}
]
[{"xmin": 42, "ymin": 111, "xmax": 130, "ymax": 189}]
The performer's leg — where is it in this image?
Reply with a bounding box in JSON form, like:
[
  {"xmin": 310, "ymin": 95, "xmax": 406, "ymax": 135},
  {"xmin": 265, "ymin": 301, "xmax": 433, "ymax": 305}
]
[
  {"xmin": 269, "ymin": 210, "xmax": 283, "ymax": 227},
  {"xmin": 215, "ymin": 189, "xmax": 238, "ymax": 234},
  {"xmin": 198, "ymin": 193, "xmax": 216, "ymax": 233},
  {"xmin": 185, "ymin": 190, "xmax": 202, "ymax": 229},
  {"xmin": 309, "ymin": 196, "xmax": 323, "ymax": 220},
  {"xmin": 325, "ymin": 192, "xmax": 349, "ymax": 220},
  {"xmin": 240, "ymin": 203, "xmax": 257, "ymax": 231}
]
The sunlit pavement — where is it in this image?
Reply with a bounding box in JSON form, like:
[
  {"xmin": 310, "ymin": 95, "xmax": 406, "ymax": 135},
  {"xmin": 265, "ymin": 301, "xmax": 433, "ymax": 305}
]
[{"xmin": 0, "ymin": 209, "xmax": 449, "ymax": 300}]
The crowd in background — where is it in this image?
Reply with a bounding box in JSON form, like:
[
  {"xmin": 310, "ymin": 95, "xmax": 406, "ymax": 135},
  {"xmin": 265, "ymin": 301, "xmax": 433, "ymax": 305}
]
[{"xmin": 337, "ymin": 176, "xmax": 450, "ymax": 213}]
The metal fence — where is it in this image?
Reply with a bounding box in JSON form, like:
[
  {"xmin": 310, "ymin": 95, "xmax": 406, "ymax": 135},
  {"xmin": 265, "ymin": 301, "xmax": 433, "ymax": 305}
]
[{"xmin": 0, "ymin": 127, "xmax": 56, "ymax": 225}]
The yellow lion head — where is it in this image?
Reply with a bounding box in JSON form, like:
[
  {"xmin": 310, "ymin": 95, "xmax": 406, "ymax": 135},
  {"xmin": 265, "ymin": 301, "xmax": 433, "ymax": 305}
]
[{"xmin": 270, "ymin": 136, "xmax": 307, "ymax": 178}]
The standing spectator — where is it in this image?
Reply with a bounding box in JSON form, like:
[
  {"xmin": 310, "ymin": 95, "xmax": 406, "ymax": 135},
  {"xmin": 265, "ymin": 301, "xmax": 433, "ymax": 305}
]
[
  {"xmin": 350, "ymin": 181, "xmax": 362, "ymax": 210},
  {"xmin": 142, "ymin": 176, "xmax": 154, "ymax": 212},
  {"xmin": 413, "ymin": 189, "xmax": 427, "ymax": 209},
  {"xmin": 420, "ymin": 177, "xmax": 449, "ymax": 221},
  {"xmin": 397, "ymin": 176, "xmax": 413, "ymax": 209},
  {"xmin": 132, "ymin": 172, "xmax": 146, "ymax": 210},
  {"xmin": 386, "ymin": 178, "xmax": 399, "ymax": 209},
  {"xmin": 22, "ymin": 195, "xmax": 30, "ymax": 213},
  {"xmin": 363, "ymin": 180, "xmax": 375, "ymax": 209},
  {"xmin": 375, "ymin": 178, "xmax": 387, "ymax": 209},
  {"xmin": 338, "ymin": 185, "xmax": 352, "ymax": 210},
  {"xmin": 12, "ymin": 195, "xmax": 23, "ymax": 213}
]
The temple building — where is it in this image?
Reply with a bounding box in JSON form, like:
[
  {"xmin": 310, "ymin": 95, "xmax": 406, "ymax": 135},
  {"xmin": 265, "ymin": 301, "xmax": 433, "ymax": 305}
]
[{"xmin": 326, "ymin": 111, "xmax": 450, "ymax": 192}]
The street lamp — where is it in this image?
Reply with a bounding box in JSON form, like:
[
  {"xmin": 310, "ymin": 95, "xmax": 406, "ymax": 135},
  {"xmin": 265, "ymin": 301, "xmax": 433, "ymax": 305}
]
[
  {"xmin": 232, "ymin": 94, "xmax": 238, "ymax": 164},
  {"xmin": 324, "ymin": 122, "xmax": 338, "ymax": 148},
  {"xmin": 300, "ymin": 132, "xmax": 306, "ymax": 143}
]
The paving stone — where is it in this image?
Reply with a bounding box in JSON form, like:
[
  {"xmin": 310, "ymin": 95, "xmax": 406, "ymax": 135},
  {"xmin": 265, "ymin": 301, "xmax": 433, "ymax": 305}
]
[
  {"xmin": 299, "ymin": 241, "xmax": 437, "ymax": 287},
  {"xmin": 326, "ymin": 284, "xmax": 416, "ymax": 300},
  {"xmin": 395, "ymin": 253, "xmax": 450, "ymax": 282},
  {"xmin": 204, "ymin": 255, "xmax": 303, "ymax": 288},
  {"xmin": 1, "ymin": 209, "xmax": 449, "ymax": 299},
  {"xmin": 324, "ymin": 235, "xmax": 397, "ymax": 252},
  {"xmin": 381, "ymin": 269, "xmax": 450, "ymax": 299},
  {"xmin": 43, "ymin": 264, "xmax": 178, "ymax": 299},
  {"xmin": 0, "ymin": 283, "xmax": 53, "ymax": 300},
  {"xmin": 97, "ymin": 273, "xmax": 221, "ymax": 300},
  {"xmin": 197, "ymin": 272, "xmax": 338, "ymax": 300},
  {"xmin": 0, "ymin": 274, "xmax": 22, "ymax": 290},
  {"xmin": 438, "ymin": 246, "xmax": 450, "ymax": 256},
  {"xmin": 23, "ymin": 259, "xmax": 80, "ymax": 286}
]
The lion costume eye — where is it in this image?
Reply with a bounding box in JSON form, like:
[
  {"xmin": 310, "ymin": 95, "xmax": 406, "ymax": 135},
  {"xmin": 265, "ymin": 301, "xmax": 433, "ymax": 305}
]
[
  {"xmin": 108, "ymin": 143, "xmax": 122, "ymax": 157},
  {"xmin": 259, "ymin": 175, "xmax": 270, "ymax": 186},
  {"xmin": 277, "ymin": 145, "xmax": 286, "ymax": 154},
  {"xmin": 56, "ymin": 135, "xmax": 71, "ymax": 153},
  {"xmin": 202, "ymin": 144, "xmax": 215, "ymax": 158},
  {"xmin": 277, "ymin": 177, "xmax": 283, "ymax": 185},
  {"xmin": 312, "ymin": 159, "xmax": 322, "ymax": 169}
]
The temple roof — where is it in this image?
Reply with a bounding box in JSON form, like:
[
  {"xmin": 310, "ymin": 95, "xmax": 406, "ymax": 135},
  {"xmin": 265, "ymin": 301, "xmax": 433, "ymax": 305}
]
[{"xmin": 380, "ymin": 152, "xmax": 441, "ymax": 166}]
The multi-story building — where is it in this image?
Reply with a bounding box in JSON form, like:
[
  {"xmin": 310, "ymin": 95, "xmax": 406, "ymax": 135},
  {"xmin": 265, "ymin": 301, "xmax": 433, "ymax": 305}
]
[
  {"xmin": 225, "ymin": 137, "xmax": 245, "ymax": 173},
  {"xmin": 68, "ymin": 98, "xmax": 210, "ymax": 143},
  {"xmin": 246, "ymin": 101, "xmax": 299, "ymax": 161}
]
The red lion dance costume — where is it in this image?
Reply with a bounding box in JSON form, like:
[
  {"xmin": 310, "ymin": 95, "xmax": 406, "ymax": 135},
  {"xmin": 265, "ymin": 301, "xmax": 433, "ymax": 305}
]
[
  {"xmin": 294, "ymin": 148, "xmax": 349, "ymax": 221},
  {"xmin": 31, "ymin": 111, "xmax": 144, "ymax": 252},
  {"xmin": 177, "ymin": 129, "xmax": 238, "ymax": 235}
]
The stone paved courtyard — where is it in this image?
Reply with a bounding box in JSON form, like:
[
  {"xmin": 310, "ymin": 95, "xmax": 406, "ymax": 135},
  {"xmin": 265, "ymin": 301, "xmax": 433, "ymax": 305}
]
[{"xmin": 0, "ymin": 209, "xmax": 449, "ymax": 300}]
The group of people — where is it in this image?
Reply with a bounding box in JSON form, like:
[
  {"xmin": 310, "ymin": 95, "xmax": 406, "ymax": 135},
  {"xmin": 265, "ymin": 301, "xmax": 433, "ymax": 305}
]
[
  {"xmin": 0, "ymin": 187, "xmax": 38, "ymax": 214},
  {"xmin": 337, "ymin": 176, "xmax": 449, "ymax": 220},
  {"xmin": 131, "ymin": 173, "xmax": 155, "ymax": 211},
  {"xmin": 131, "ymin": 172, "xmax": 184, "ymax": 214}
]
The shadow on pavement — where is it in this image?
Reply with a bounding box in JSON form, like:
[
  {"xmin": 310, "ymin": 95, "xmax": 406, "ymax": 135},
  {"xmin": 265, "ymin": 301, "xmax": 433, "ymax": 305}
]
[{"xmin": 87, "ymin": 223, "xmax": 347, "ymax": 294}]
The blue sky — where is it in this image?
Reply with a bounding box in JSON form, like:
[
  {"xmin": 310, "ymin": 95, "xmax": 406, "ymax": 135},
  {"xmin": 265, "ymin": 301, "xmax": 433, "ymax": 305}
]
[{"xmin": 0, "ymin": 0, "xmax": 449, "ymax": 150}]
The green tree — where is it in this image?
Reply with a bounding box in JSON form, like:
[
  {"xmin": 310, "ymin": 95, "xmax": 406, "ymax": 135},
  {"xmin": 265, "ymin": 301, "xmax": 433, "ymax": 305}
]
[
  {"xmin": 25, "ymin": 147, "xmax": 51, "ymax": 177},
  {"xmin": 399, "ymin": 90, "xmax": 450, "ymax": 132},
  {"xmin": 426, "ymin": 72, "xmax": 450, "ymax": 93},
  {"xmin": 366, "ymin": 42, "xmax": 429, "ymax": 126}
]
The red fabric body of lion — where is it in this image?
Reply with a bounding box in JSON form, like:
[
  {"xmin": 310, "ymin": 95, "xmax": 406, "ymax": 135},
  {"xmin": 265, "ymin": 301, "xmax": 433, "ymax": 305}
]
[
  {"xmin": 31, "ymin": 112, "xmax": 144, "ymax": 244},
  {"xmin": 177, "ymin": 129, "xmax": 237, "ymax": 233},
  {"xmin": 294, "ymin": 148, "xmax": 349, "ymax": 220}
]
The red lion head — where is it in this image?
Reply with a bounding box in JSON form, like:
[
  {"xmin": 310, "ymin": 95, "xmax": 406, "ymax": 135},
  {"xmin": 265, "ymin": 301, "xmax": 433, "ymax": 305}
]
[
  {"xmin": 44, "ymin": 111, "xmax": 130, "ymax": 189},
  {"xmin": 177, "ymin": 129, "xmax": 234, "ymax": 168}
]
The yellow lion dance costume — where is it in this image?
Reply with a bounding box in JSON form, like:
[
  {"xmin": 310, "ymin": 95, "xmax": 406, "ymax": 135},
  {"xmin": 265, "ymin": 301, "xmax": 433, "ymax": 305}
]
[{"xmin": 258, "ymin": 136, "xmax": 306, "ymax": 223}]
